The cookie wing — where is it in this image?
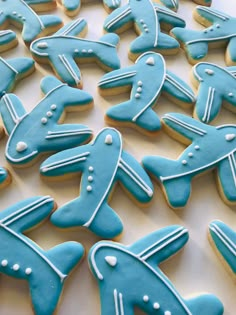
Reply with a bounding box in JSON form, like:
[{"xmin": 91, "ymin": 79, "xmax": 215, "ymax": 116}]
[
  {"xmin": 195, "ymin": 6, "xmax": 231, "ymax": 26},
  {"xmin": 104, "ymin": 4, "xmax": 133, "ymax": 32},
  {"xmin": 54, "ymin": 18, "xmax": 87, "ymax": 37}
]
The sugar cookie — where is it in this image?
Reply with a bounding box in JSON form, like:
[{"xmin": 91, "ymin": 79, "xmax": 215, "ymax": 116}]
[
  {"xmin": 89, "ymin": 225, "xmax": 224, "ymax": 315},
  {"xmin": 0, "ymin": 76, "xmax": 93, "ymax": 167},
  {"xmin": 30, "ymin": 18, "xmax": 120, "ymax": 88},
  {"xmin": 40, "ymin": 127, "xmax": 153, "ymax": 239},
  {"xmin": 103, "ymin": 0, "xmax": 185, "ymax": 61},
  {"xmin": 158, "ymin": 0, "xmax": 211, "ymax": 12},
  {"xmin": 209, "ymin": 220, "xmax": 236, "ymax": 282},
  {"xmin": 0, "ymin": 195, "xmax": 84, "ymax": 315},
  {"xmin": 191, "ymin": 62, "xmax": 236, "ymax": 123},
  {"xmin": 171, "ymin": 6, "xmax": 236, "ymax": 65},
  {"xmin": 142, "ymin": 113, "xmax": 236, "ymax": 208},
  {"xmin": 0, "ymin": 30, "xmax": 18, "ymax": 52},
  {"xmin": 99, "ymin": 52, "xmax": 195, "ymax": 134},
  {"xmin": 24, "ymin": 0, "xmax": 57, "ymax": 12}
]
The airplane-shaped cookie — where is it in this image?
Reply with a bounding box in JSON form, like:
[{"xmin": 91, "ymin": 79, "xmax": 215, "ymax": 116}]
[
  {"xmin": 40, "ymin": 127, "xmax": 153, "ymax": 238},
  {"xmin": 171, "ymin": 6, "xmax": 236, "ymax": 65},
  {"xmin": 192, "ymin": 62, "xmax": 236, "ymax": 123},
  {"xmin": 30, "ymin": 18, "xmax": 120, "ymax": 88},
  {"xmin": 99, "ymin": 52, "xmax": 195, "ymax": 133},
  {"xmin": 89, "ymin": 225, "xmax": 224, "ymax": 315},
  {"xmin": 0, "ymin": 195, "xmax": 84, "ymax": 315},
  {"xmin": 142, "ymin": 113, "xmax": 236, "ymax": 208},
  {"xmin": 0, "ymin": 126, "xmax": 10, "ymax": 188},
  {"xmin": 0, "ymin": 0, "xmax": 62, "ymax": 44},
  {"xmin": 209, "ymin": 220, "xmax": 236, "ymax": 281},
  {"xmin": 0, "ymin": 76, "xmax": 93, "ymax": 166},
  {"xmin": 0, "ymin": 30, "xmax": 17, "ymax": 52},
  {"xmin": 103, "ymin": 0, "xmax": 185, "ymax": 61},
  {"xmin": 159, "ymin": 0, "xmax": 211, "ymax": 12},
  {"xmin": 0, "ymin": 56, "xmax": 35, "ymax": 98}
]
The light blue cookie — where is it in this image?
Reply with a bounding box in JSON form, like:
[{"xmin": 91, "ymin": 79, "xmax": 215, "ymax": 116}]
[
  {"xmin": 159, "ymin": 0, "xmax": 211, "ymax": 12},
  {"xmin": 30, "ymin": 18, "xmax": 120, "ymax": 87},
  {"xmin": 143, "ymin": 113, "xmax": 236, "ymax": 208},
  {"xmin": 0, "ymin": 30, "xmax": 17, "ymax": 52},
  {"xmin": 99, "ymin": 52, "xmax": 195, "ymax": 133},
  {"xmin": 0, "ymin": 195, "xmax": 84, "ymax": 315},
  {"xmin": 0, "ymin": 76, "xmax": 93, "ymax": 166},
  {"xmin": 89, "ymin": 225, "xmax": 224, "ymax": 315},
  {"xmin": 40, "ymin": 127, "xmax": 153, "ymax": 238}
]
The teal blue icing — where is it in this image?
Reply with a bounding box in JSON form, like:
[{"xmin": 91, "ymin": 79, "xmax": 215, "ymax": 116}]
[
  {"xmin": 142, "ymin": 113, "xmax": 236, "ymax": 208},
  {"xmin": 30, "ymin": 18, "xmax": 120, "ymax": 87},
  {"xmin": 0, "ymin": 167, "xmax": 8, "ymax": 186},
  {"xmin": 159, "ymin": 0, "xmax": 211, "ymax": 12},
  {"xmin": 0, "ymin": 57, "xmax": 35, "ymax": 97},
  {"xmin": 0, "ymin": 195, "xmax": 84, "ymax": 315},
  {"xmin": 99, "ymin": 52, "xmax": 195, "ymax": 132},
  {"xmin": 88, "ymin": 226, "xmax": 224, "ymax": 315},
  {"xmin": 103, "ymin": 0, "xmax": 185, "ymax": 57},
  {"xmin": 193, "ymin": 62, "xmax": 236, "ymax": 123},
  {"xmin": 171, "ymin": 6, "xmax": 236, "ymax": 64},
  {"xmin": 0, "ymin": 30, "xmax": 16, "ymax": 50},
  {"xmin": 209, "ymin": 220, "xmax": 236, "ymax": 274},
  {"xmin": 61, "ymin": 0, "xmax": 80, "ymax": 12},
  {"xmin": 0, "ymin": 75, "xmax": 93, "ymax": 166},
  {"xmin": 0, "ymin": 0, "xmax": 62, "ymax": 43},
  {"xmin": 40, "ymin": 128, "xmax": 153, "ymax": 238}
]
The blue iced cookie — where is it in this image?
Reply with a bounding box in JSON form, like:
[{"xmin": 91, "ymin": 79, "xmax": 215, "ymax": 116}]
[
  {"xmin": 40, "ymin": 127, "xmax": 153, "ymax": 239},
  {"xmin": 99, "ymin": 52, "xmax": 195, "ymax": 134},
  {"xmin": 30, "ymin": 18, "xmax": 120, "ymax": 88},
  {"xmin": 0, "ymin": 76, "xmax": 93, "ymax": 166},
  {"xmin": 103, "ymin": 0, "xmax": 185, "ymax": 61},
  {"xmin": 171, "ymin": 6, "xmax": 236, "ymax": 65},
  {"xmin": 0, "ymin": 127, "xmax": 11, "ymax": 188},
  {"xmin": 143, "ymin": 113, "xmax": 236, "ymax": 208},
  {"xmin": 158, "ymin": 0, "xmax": 211, "ymax": 12},
  {"xmin": 0, "ymin": 30, "xmax": 17, "ymax": 52},
  {"xmin": 88, "ymin": 225, "xmax": 224, "ymax": 315},
  {"xmin": 0, "ymin": 195, "xmax": 84, "ymax": 315},
  {"xmin": 209, "ymin": 220, "xmax": 236, "ymax": 281}
]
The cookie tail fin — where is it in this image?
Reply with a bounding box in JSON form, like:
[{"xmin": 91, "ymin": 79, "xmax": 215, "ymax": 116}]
[
  {"xmin": 97, "ymin": 34, "xmax": 120, "ymax": 70},
  {"xmin": 185, "ymin": 294, "xmax": 224, "ymax": 315}
]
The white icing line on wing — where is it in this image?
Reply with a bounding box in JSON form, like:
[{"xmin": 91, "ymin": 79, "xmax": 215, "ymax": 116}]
[
  {"xmin": 2, "ymin": 94, "xmax": 21, "ymax": 123},
  {"xmin": 0, "ymin": 57, "xmax": 18, "ymax": 75},
  {"xmin": 20, "ymin": 0, "xmax": 45, "ymax": 30},
  {"xmin": 202, "ymin": 87, "xmax": 215, "ymax": 123},
  {"xmin": 45, "ymin": 129, "xmax": 92, "ymax": 139},
  {"xmin": 165, "ymin": 73, "xmax": 195, "ymax": 102},
  {"xmin": 98, "ymin": 71, "xmax": 137, "ymax": 86},
  {"xmin": 105, "ymin": 7, "xmax": 132, "ymax": 29},
  {"xmin": 198, "ymin": 7, "xmax": 229, "ymax": 21},
  {"xmin": 114, "ymin": 289, "xmax": 119, "ymax": 315},
  {"xmin": 58, "ymin": 54, "xmax": 80, "ymax": 85},
  {"xmin": 61, "ymin": 18, "xmax": 84, "ymax": 36},
  {"xmin": 210, "ymin": 223, "xmax": 236, "ymax": 256},
  {"xmin": 119, "ymin": 293, "xmax": 124, "ymax": 315},
  {"xmin": 228, "ymin": 154, "xmax": 236, "ymax": 188}
]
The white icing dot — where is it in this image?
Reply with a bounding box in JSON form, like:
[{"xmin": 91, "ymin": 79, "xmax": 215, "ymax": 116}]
[
  {"xmin": 88, "ymin": 176, "xmax": 93, "ymax": 182},
  {"xmin": 88, "ymin": 49, "xmax": 93, "ymax": 53},
  {"xmin": 41, "ymin": 117, "xmax": 47, "ymax": 124},
  {"xmin": 16, "ymin": 141, "xmax": 28, "ymax": 152},
  {"xmin": 135, "ymin": 93, "xmax": 141, "ymax": 99},
  {"xmin": 210, "ymin": 27, "xmax": 214, "ymax": 31},
  {"xmin": 13, "ymin": 264, "xmax": 20, "ymax": 271},
  {"xmin": 228, "ymin": 92, "xmax": 233, "ymax": 97},
  {"xmin": 12, "ymin": 11, "xmax": 17, "ymax": 15},
  {"xmin": 82, "ymin": 49, "xmax": 87, "ymax": 53},
  {"xmin": 37, "ymin": 42, "xmax": 48, "ymax": 49},
  {"xmin": 138, "ymin": 81, "xmax": 143, "ymax": 86},
  {"xmin": 188, "ymin": 152, "xmax": 193, "ymax": 157},
  {"xmin": 153, "ymin": 302, "xmax": 160, "ymax": 309},
  {"xmin": 182, "ymin": 160, "xmax": 187, "ymax": 165},
  {"xmin": 205, "ymin": 69, "xmax": 214, "ymax": 75},
  {"xmin": 105, "ymin": 134, "xmax": 113, "ymax": 144},
  {"xmin": 165, "ymin": 311, "xmax": 171, "ymax": 315},
  {"xmin": 204, "ymin": 30, "xmax": 207, "ymax": 33},
  {"xmin": 194, "ymin": 145, "xmax": 200, "ymax": 150},
  {"xmin": 137, "ymin": 87, "xmax": 142, "ymax": 93},
  {"xmin": 25, "ymin": 268, "xmax": 32, "ymax": 275},
  {"xmin": 145, "ymin": 29, "xmax": 149, "ymax": 33},
  {"xmin": 74, "ymin": 49, "xmax": 79, "ymax": 53},
  {"xmin": 105, "ymin": 256, "xmax": 117, "ymax": 267},
  {"xmin": 89, "ymin": 166, "xmax": 94, "ymax": 172},
  {"xmin": 140, "ymin": 19, "xmax": 144, "ymax": 24},
  {"xmin": 47, "ymin": 111, "xmax": 53, "ymax": 117},
  {"xmin": 216, "ymin": 24, "xmax": 220, "ymax": 28},
  {"xmin": 225, "ymin": 134, "xmax": 235, "ymax": 141},
  {"xmin": 143, "ymin": 24, "xmax": 147, "ymax": 28},
  {"xmin": 87, "ymin": 185, "xmax": 92, "ymax": 192},
  {"xmin": 1, "ymin": 260, "xmax": 8, "ymax": 267},
  {"xmin": 51, "ymin": 104, "xmax": 57, "ymax": 110},
  {"xmin": 22, "ymin": 17, "xmax": 26, "ymax": 21},
  {"xmin": 143, "ymin": 295, "xmax": 149, "ymax": 302},
  {"xmin": 18, "ymin": 14, "xmax": 22, "ymax": 18}
]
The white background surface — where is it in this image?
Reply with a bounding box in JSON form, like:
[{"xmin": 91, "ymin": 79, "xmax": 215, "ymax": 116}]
[{"xmin": 0, "ymin": 0, "xmax": 235, "ymax": 314}]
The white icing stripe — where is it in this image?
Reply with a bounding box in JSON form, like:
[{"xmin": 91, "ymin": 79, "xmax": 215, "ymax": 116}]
[
  {"xmin": 170, "ymin": 0, "xmax": 177, "ymax": 6},
  {"xmin": 2, "ymin": 94, "xmax": 21, "ymax": 123},
  {"xmin": 6, "ymin": 148, "xmax": 38, "ymax": 163},
  {"xmin": 58, "ymin": 54, "xmax": 80, "ymax": 85},
  {"xmin": 186, "ymin": 34, "xmax": 236, "ymax": 46},
  {"xmin": 165, "ymin": 73, "xmax": 195, "ymax": 102},
  {"xmin": 20, "ymin": 0, "xmax": 45, "ymax": 30},
  {"xmin": 105, "ymin": 7, "xmax": 132, "ymax": 29},
  {"xmin": 91, "ymin": 243, "xmax": 192, "ymax": 315},
  {"xmin": 138, "ymin": 226, "xmax": 184, "ymax": 257},
  {"xmin": 98, "ymin": 71, "xmax": 137, "ymax": 86},
  {"xmin": 61, "ymin": 18, "xmax": 83, "ymax": 36},
  {"xmin": 228, "ymin": 154, "xmax": 236, "ymax": 188},
  {"xmin": 198, "ymin": 7, "xmax": 229, "ymax": 21},
  {"xmin": 210, "ymin": 224, "xmax": 236, "ymax": 256},
  {"xmin": 0, "ymin": 57, "xmax": 18, "ymax": 75},
  {"xmin": 119, "ymin": 158, "xmax": 153, "ymax": 197},
  {"xmin": 41, "ymin": 152, "xmax": 90, "ymax": 172},
  {"xmin": 155, "ymin": 7, "xmax": 185, "ymax": 23},
  {"xmin": 160, "ymin": 149, "xmax": 236, "ymax": 181},
  {"xmin": 202, "ymin": 87, "xmax": 215, "ymax": 123},
  {"xmin": 119, "ymin": 293, "xmax": 124, "ymax": 315},
  {"xmin": 114, "ymin": 289, "xmax": 119, "ymax": 315},
  {"xmin": 45, "ymin": 129, "xmax": 92, "ymax": 139},
  {"xmin": 0, "ymin": 170, "xmax": 6, "ymax": 174},
  {"xmin": 148, "ymin": 0, "xmax": 158, "ymax": 47},
  {"xmin": 0, "ymin": 30, "xmax": 13, "ymax": 37},
  {"xmin": 164, "ymin": 114, "xmax": 207, "ymax": 136}
]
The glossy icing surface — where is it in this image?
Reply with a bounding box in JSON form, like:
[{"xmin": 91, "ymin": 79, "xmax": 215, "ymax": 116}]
[
  {"xmin": 40, "ymin": 127, "xmax": 153, "ymax": 238},
  {"xmin": 89, "ymin": 226, "xmax": 224, "ymax": 315},
  {"xmin": 159, "ymin": 0, "xmax": 211, "ymax": 12},
  {"xmin": 99, "ymin": 52, "xmax": 195, "ymax": 132},
  {"xmin": 0, "ymin": 30, "xmax": 17, "ymax": 51},
  {"xmin": 143, "ymin": 113, "xmax": 236, "ymax": 208},
  {"xmin": 0, "ymin": 76, "xmax": 93, "ymax": 166}
]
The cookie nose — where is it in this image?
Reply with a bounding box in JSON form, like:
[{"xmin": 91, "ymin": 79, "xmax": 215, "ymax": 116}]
[
  {"xmin": 105, "ymin": 134, "xmax": 113, "ymax": 144},
  {"xmin": 37, "ymin": 42, "xmax": 48, "ymax": 49},
  {"xmin": 16, "ymin": 141, "xmax": 28, "ymax": 152}
]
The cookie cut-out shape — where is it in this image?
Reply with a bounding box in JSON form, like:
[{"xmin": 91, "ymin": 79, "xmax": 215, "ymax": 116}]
[
  {"xmin": 103, "ymin": 0, "xmax": 185, "ymax": 61},
  {"xmin": 0, "ymin": 76, "xmax": 93, "ymax": 166},
  {"xmin": 171, "ymin": 6, "xmax": 236, "ymax": 65},
  {"xmin": 88, "ymin": 225, "xmax": 224, "ymax": 315},
  {"xmin": 209, "ymin": 220, "xmax": 236, "ymax": 281},
  {"xmin": 99, "ymin": 52, "xmax": 195, "ymax": 134},
  {"xmin": 0, "ymin": 0, "xmax": 63, "ymax": 44},
  {"xmin": 142, "ymin": 113, "xmax": 236, "ymax": 208},
  {"xmin": 159, "ymin": 0, "xmax": 211, "ymax": 12},
  {"xmin": 0, "ymin": 195, "xmax": 84, "ymax": 315},
  {"xmin": 0, "ymin": 30, "xmax": 18, "ymax": 52},
  {"xmin": 192, "ymin": 62, "xmax": 236, "ymax": 123},
  {"xmin": 30, "ymin": 18, "xmax": 120, "ymax": 88},
  {"xmin": 0, "ymin": 57, "xmax": 35, "ymax": 98},
  {"xmin": 40, "ymin": 127, "xmax": 153, "ymax": 239}
]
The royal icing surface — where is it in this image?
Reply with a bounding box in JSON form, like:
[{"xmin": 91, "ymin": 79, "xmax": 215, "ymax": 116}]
[
  {"xmin": 0, "ymin": 0, "xmax": 62, "ymax": 44},
  {"xmin": 103, "ymin": 0, "xmax": 185, "ymax": 59},
  {"xmin": 99, "ymin": 52, "xmax": 195, "ymax": 132},
  {"xmin": 30, "ymin": 18, "xmax": 120, "ymax": 87},
  {"xmin": 171, "ymin": 6, "xmax": 236, "ymax": 65},
  {"xmin": 0, "ymin": 75, "xmax": 93, "ymax": 166},
  {"xmin": 0, "ymin": 30, "xmax": 17, "ymax": 52},
  {"xmin": 88, "ymin": 225, "xmax": 224, "ymax": 315},
  {"xmin": 0, "ymin": 57, "xmax": 35, "ymax": 97},
  {"xmin": 40, "ymin": 127, "xmax": 153, "ymax": 238},
  {"xmin": 209, "ymin": 220, "xmax": 236, "ymax": 276},
  {"xmin": 0, "ymin": 195, "xmax": 84, "ymax": 315},
  {"xmin": 142, "ymin": 113, "xmax": 236, "ymax": 208},
  {"xmin": 159, "ymin": 0, "xmax": 211, "ymax": 12}
]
